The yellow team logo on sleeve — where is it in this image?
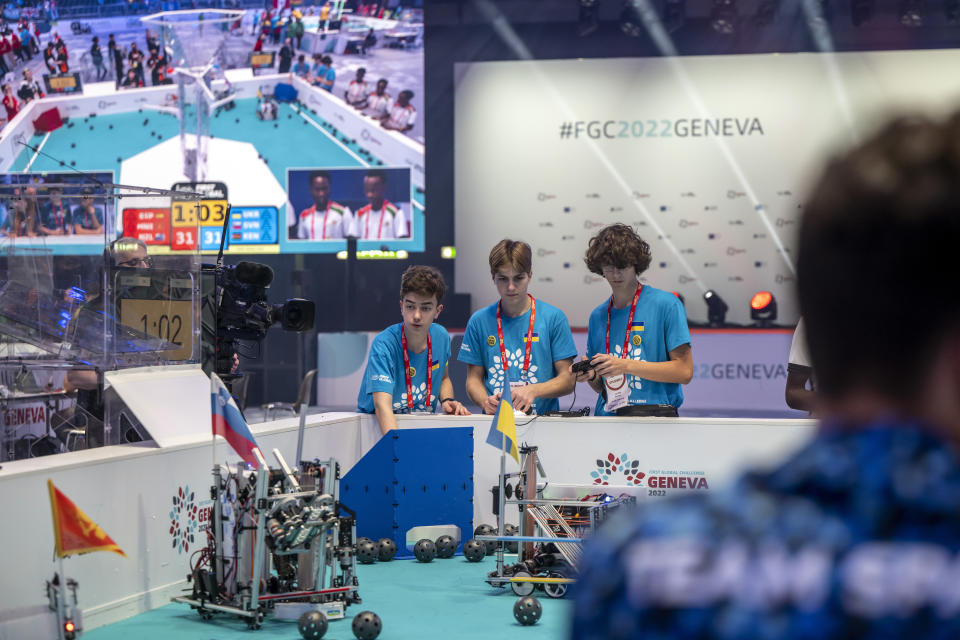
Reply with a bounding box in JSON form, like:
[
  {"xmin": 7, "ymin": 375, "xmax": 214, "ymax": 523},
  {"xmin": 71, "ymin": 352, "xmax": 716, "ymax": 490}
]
[
  {"xmin": 487, "ymin": 335, "xmax": 496, "ymax": 347},
  {"xmin": 632, "ymin": 334, "xmax": 642, "ymax": 346}
]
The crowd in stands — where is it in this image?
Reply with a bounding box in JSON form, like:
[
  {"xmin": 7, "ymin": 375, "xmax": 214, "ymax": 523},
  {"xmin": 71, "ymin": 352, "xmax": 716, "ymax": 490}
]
[
  {"xmin": 0, "ymin": 21, "xmax": 66, "ymax": 126},
  {"xmin": 107, "ymin": 28, "xmax": 171, "ymax": 89},
  {"xmin": 255, "ymin": 4, "xmax": 419, "ymax": 137}
]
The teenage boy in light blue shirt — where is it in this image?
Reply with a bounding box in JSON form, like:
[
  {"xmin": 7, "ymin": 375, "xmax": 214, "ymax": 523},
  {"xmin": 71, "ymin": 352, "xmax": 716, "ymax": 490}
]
[
  {"xmin": 358, "ymin": 265, "xmax": 470, "ymax": 434},
  {"xmin": 572, "ymin": 223, "xmax": 692, "ymax": 416},
  {"xmin": 459, "ymin": 239, "xmax": 577, "ymax": 415}
]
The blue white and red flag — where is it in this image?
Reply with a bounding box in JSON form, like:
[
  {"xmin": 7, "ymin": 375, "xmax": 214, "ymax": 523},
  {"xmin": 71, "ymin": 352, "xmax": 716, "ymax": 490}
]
[{"xmin": 211, "ymin": 373, "xmax": 262, "ymax": 467}]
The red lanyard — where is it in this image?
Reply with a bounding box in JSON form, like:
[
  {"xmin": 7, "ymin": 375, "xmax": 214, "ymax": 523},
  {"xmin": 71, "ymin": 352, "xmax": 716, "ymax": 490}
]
[
  {"xmin": 401, "ymin": 325, "xmax": 432, "ymax": 412},
  {"xmin": 311, "ymin": 203, "xmax": 330, "ymax": 240},
  {"xmin": 53, "ymin": 202, "xmax": 62, "ymax": 228},
  {"xmin": 364, "ymin": 205, "xmax": 387, "ymax": 239},
  {"xmin": 496, "ymin": 294, "xmax": 536, "ymax": 375},
  {"xmin": 606, "ymin": 282, "xmax": 642, "ymax": 357}
]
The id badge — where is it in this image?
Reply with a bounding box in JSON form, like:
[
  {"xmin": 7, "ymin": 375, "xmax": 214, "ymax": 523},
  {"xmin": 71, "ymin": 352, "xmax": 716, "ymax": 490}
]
[{"xmin": 603, "ymin": 374, "xmax": 630, "ymax": 413}]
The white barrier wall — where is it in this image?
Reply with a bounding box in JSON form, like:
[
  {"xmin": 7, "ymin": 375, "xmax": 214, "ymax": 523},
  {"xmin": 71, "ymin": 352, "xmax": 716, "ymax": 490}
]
[{"xmin": 0, "ymin": 411, "xmax": 814, "ymax": 638}]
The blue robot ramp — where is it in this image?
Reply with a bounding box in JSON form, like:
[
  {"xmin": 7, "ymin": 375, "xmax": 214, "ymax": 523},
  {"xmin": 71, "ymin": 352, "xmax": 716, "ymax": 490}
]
[{"xmin": 341, "ymin": 427, "xmax": 474, "ymax": 559}]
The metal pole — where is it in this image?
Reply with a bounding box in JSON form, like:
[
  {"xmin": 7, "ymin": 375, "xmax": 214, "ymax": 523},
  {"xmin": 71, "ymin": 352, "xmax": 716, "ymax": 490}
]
[{"xmin": 55, "ymin": 555, "xmax": 66, "ymax": 640}]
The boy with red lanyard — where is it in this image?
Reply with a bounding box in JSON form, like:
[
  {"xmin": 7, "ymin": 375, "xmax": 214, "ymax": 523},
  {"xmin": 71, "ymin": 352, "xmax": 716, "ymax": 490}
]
[
  {"xmin": 572, "ymin": 223, "xmax": 692, "ymax": 416},
  {"xmin": 357, "ymin": 265, "xmax": 470, "ymax": 435},
  {"xmin": 352, "ymin": 169, "xmax": 408, "ymax": 239},
  {"xmin": 459, "ymin": 239, "xmax": 577, "ymax": 415}
]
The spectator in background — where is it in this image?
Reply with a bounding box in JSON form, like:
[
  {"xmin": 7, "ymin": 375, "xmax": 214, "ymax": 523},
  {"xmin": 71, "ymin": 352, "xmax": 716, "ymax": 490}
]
[
  {"xmin": 0, "ymin": 35, "xmax": 10, "ymax": 77},
  {"xmin": 292, "ymin": 15, "xmax": 304, "ymax": 49},
  {"xmin": 381, "ymin": 89, "xmax": 416, "ymax": 133},
  {"xmin": 109, "ymin": 36, "xmax": 124, "ymax": 87},
  {"xmin": 318, "ymin": 55, "xmax": 335, "ymax": 92},
  {"xmin": 144, "ymin": 28, "xmax": 158, "ymax": 51},
  {"xmin": 253, "ymin": 32, "xmax": 265, "ymax": 52},
  {"xmin": 2, "ymin": 84, "xmax": 19, "ymax": 122},
  {"xmin": 278, "ymin": 37, "xmax": 293, "ymax": 73},
  {"xmin": 10, "ymin": 30, "xmax": 22, "ymax": 64},
  {"xmin": 120, "ymin": 68, "xmax": 140, "ymax": 89},
  {"xmin": 72, "ymin": 189, "xmax": 103, "ymax": 235},
  {"xmin": 37, "ymin": 186, "xmax": 71, "ymax": 236},
  {"xmin": 292, "ymin": 54, "xmax": 309, "ymax": 78},
  {"xmin": 366, "ymin": 78, "xmax": 391, "ymax": 120},
  {"xmin": 55, "ymin": 40, "xmax": 68, "ymax": 73},
  {"xmin": 361, "ymin": 28, "xmax": 376, "ymax": 55},
  {"xmin": 42, "ymin": 41, "xmax": 57, "ymax": 74},
  {"xmin": 17, "ymin": 68, "xmax": 43, "ymax": 104},
  {"xmin": 17, "ymin": 25, "xmax": 32, "ymax": 60},
  {"xmin": 319, "ymin": 1, "xmax": 330, "ymax": 23},
  {"xmin": 309, "ymin": 53, "xmax": 325, "ymax": 86},
  {"xmin": 29, "ymin": 21, "xmax": 39, "ymax": 55},
  {"xmin": 10, "ymin": 184, "xmax": 39, "ymax": 237},
  {"xmin": 128, "ymin": 42, "xmax": 143, "ymax": 84},
  {"xmin": 90, "ymin": 36, "xmax": 107, "ymax": 81},
  {"xmin": 344, "ymin": 67, "xmax": 368, "ymax": 108}
]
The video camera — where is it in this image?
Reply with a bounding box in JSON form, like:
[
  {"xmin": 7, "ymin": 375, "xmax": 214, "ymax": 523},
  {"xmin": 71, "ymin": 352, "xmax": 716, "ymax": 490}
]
[{"xmin": 201, "ymin": 261, "xmax": 315, "ymax": 376}]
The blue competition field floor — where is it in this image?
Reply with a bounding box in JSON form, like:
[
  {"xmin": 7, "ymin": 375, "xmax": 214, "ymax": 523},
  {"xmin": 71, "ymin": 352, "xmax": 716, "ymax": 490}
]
[
  {"xmin": 9, "ymin": 98, "xmax": 425, "ymax": 210},
  {"xmin": 84, "ymin": 554, "xmax": 569, "ymax": 640}
]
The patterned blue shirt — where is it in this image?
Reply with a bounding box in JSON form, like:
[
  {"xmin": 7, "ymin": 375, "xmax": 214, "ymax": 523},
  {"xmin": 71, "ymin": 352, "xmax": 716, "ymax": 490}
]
[
  {"xmin": 458, "ymin": 298, "xmax": 577, "ymax": 415},
  {"xmin": 357, "ymin": 322, "xmax": 450, "ymax": 415},
  {"xmin": 571, "ymin": 422, "xmax": 960, "ymax": 640},
  {"xmin": 586, "ymin": 284, "xmax": 690, "ymax": 414}
]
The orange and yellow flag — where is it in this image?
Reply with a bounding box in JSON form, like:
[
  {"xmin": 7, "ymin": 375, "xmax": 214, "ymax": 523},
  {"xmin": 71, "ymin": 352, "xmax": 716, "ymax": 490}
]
[{"xmin": 47, "ymin": 479, "xmax": 126, "ymax": 559}]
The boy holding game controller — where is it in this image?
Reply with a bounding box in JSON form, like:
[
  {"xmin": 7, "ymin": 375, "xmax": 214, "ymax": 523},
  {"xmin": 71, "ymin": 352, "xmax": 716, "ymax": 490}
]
[{"xmin": 571, "ymin": 224, "xmax": 692, "ymax": 416}]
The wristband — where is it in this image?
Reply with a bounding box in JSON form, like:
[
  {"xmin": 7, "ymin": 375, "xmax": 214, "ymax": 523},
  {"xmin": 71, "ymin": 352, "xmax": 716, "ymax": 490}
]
[{"xmin": 440, "ymin": 397, "xmax": 456, "ymax": 404}]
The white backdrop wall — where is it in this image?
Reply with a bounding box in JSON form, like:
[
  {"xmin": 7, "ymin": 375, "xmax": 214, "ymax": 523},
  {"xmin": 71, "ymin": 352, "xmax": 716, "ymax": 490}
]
[{"xmin": 454, "ymin": 49, "xmax": 960, "ymax": 326}]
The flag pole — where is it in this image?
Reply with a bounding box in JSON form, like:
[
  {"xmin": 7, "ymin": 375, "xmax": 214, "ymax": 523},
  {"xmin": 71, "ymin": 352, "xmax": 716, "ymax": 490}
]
[{"xmin": 55, "ymin": 554, "xmax": 66, "ymax": 640}]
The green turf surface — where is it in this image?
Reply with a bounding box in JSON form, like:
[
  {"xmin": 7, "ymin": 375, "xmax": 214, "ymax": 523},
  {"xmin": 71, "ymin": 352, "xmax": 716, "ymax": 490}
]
[{"xmin": 84, "ymin": 554, "xmax": 569, "ymax": 639}]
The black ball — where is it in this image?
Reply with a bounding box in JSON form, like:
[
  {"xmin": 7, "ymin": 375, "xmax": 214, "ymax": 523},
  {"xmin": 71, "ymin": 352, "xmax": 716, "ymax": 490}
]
[
  {"xmin": 513, "ymin": 596, "xmax": 542, "ymax": 626},
  {"xmin": 474, "ymin": 524, "xmax": 496, "ymax": 555},
  {"xmin": 356, "ymin": 539, "xmax": 378, "ymax": 564},
  {"xmin": 70, "ymin": 142, "xmax": 75, "ymax": 148},
  {"xmin": 357, "ymin": 536, "xmax": 372, "ymax": 546},
  {"xmin": 273, "ymin": 123, "xmax": 278, "ymax": 128},
  {"xmin": 59, "ymin": 160, "xmax": 65, "ymax": 166},
  {"xmin": 298, "ymin": 610, "xmax": 328, "ymax": 639},
  {"xmin": 89, "ymin": 125, "xmax": 94, "ymax": 130},
  {"xmin": 288, "ymin": 113, "xmax": 292, "ymax": 119},
  {"xmin": 70, "ymin": 160, "xmax": 75, "ymax": 166},
  {"xmin": 413, "ymin": 538, "xmax": 436, "ymax": 563},
  {"xmin": 116, "ymin": 156, "xmax": 122, "ymax": 163},
  {"xmin": 108, "ymin": 124, "xmax": 113, "ymax": 129},
  {"xmin": 143, "ymin": 118, "xmax": 148, "ymax": 125},
  {"xmin": 352, "ymin": 611, "xmax": 382, "ymax": 640},
  {"xmin": 235, "ymin": 118, "xmax": 240, "ymax": 123},
  {"xmin": 435, "ymin": 535, "xmax": 456, "ymax": 559},
  {"xmin": 463, "ymin": 538, "xmax": 486, "ymax": 562},
  {"xmin": 504, "ymin": 523, "xmax": 519, "ymax": 553},
  {"xmin": 376, "ymin": 537, "xmax": 396, "ymax": 562}
]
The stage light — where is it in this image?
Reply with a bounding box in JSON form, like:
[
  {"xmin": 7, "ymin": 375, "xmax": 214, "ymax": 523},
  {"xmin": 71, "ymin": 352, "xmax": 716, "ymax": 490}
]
[
  {"xmin": 578, "ymin": 0, "xmax": 601, "ymax": 37},
  {"xmin": 851, "ymin": 0, "xmax": 873, "ymax": 25},
  {"xmin": 703, "ymin": 289, "xmax": 729, "ymax": 327},
  {"xmin": 750, "ymin": 290, "xmax": 778, "ymax": 326},
  {"xmin": 899, "ymin": 0, "xmax": 924, "ymax": 25},
  {"xmin": 441, "ymin": 246, "xmax": 457, "ymax": 259},
  {"xmin": 620, "ymin": 0, "xmax": 644, "ymax": 36},
  {"xmin": 710, "ymin": 0, "xmax": 738, "ymax": 34}
]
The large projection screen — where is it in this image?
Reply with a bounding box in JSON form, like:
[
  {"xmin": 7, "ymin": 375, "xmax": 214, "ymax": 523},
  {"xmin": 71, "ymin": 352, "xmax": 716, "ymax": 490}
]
[{"xmin": 454, "ymin": 50, "xmax": 960, "ymax": 326}]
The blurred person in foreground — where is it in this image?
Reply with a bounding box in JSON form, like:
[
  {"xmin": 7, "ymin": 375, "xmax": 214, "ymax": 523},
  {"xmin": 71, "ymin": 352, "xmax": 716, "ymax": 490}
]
[{"xmin": 571, "ymin": 114, "xmax": 960, "ymax": 639}]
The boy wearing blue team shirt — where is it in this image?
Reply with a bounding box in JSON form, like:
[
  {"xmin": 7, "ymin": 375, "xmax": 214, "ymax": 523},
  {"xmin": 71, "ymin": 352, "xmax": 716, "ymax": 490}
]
[
  {"xmin": 459, "ymin": 239, "xmax": 577, "ymax": 415},
  {"xmin": 358, "ymin": 266, "xmax": 470, "ymax": 434},
  {"xmin": 572, "ymin": 224, "xmax": 692, "ymax": 416}
]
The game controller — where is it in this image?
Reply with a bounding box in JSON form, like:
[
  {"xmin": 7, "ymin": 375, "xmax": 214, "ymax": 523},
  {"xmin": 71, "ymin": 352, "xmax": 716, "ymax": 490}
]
[{"xmin": 571, "ymin": 360, "xmax": 595, "ymax": 375}]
